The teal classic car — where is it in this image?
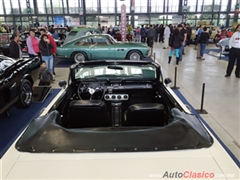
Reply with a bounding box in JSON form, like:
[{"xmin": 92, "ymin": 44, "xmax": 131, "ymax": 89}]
[{"xmin": 56, "ymin": 34, "xmax": 150, "ymax": 62}]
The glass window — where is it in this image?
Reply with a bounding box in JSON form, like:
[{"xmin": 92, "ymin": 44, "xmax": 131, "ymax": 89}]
[
  {"xmin": 213, "ymin": 0, "xmax": 221, "ymax": 12},
  {"xmin": 0, "ymin": 16, "xmax": 4, "ymax": 21},
  {"xmin": 92, "ymin": 37, "xmax": 108, "ymax": 46},
  {"xmin": 20, "ymin": 0, "xmax": 27, "ymax": 14},
  {"xmin": 63, "ymin": 0, "xmax": 68, "ymax": 14},
  {"xmin": 135, "ymin": 0, "xmax": 147, "ymax": 13},
  {"xmin": 117, "ymin": 0, "xmax": 130, "ymax": 13},
  {"xmin": 187, "ymin": 0, "xmax": 197, "ymax": 12},
  {"xmin": 168, "ymin": 0, "xmax": 178, "ymax": 12},
  {"xmin": 86, "ymin": 0, "xmax": 98, "ymax": 14},
  {"xmin": 37, "ymin": 0, "xmax": 46, "ymax": 14},
  {"xmin": 29, "ymin": 0, "xmax": 34, "ymax": 13},
  {"xmin": 221, "ymin": 0, "xmax": 229, "ymax": 11},
  {"xmin": 46, "ymin": 1, "xmax": 51, "ymax": 14},
  {"xmin": 197, "ymin": 0, "xmax": 203, "ymax": 12},
  {"xmin": 11, "ymin": 0, "xmax": 20, "ymax": 14},
  {"xmin": 0, "ymin": 0, "xmax": 4, "ymax": 14},
  {"xmin": 203, "ymin": 0, "xmax": 213, "ymax": 12},
  {"xmin": 75, "ymin": 64, "xmax": 157, "ymax": 79},
  {"xmin": 52, "ymin": 0, "xmax": 63, "ymax": 14},
  {"xmin": 74, "ymin": 38, "xmax": 89, "ymax": 46},
  {"xmin": 4, "ymin": 0, "xmax": 11, "ymax": 14},
  {"xmin": 151, "ymin": 0, "xmax": 164, "ymax": 13},
  {"xmin": 101, "ymin": 0, "xmax": 115, "ymax": 13},
  {"xmin": 69, "ymin": 0, "xmax": 78, "ymax": 14},
  {"xmin": 230, "ymin": 0, "xmax": 237, "ymax": 11}
]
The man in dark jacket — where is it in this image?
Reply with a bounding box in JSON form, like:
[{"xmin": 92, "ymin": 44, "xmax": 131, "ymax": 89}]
[
  {"xmin": 147, "ymin": 25, "xmax": 155, "ymax": 48},
  {"xmin": 198, "ymin": 26, "xmax": 209, "ymax": 60},
  {"xmin": 9, "ymin": 33, "xmax": 22, "ymax": 59}
]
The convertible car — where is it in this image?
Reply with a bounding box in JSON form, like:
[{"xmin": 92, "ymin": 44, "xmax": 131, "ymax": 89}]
[
  {"xmin": 1, "ymin": 60, "xmax": 239, "ymax": 179},
  {"xmin": 57, "ymin": 34, "xmax": 150, "ymax": 62},
  {"xmin": 0, "ymin": 55, "xmax": 41, "ymax": 115}
]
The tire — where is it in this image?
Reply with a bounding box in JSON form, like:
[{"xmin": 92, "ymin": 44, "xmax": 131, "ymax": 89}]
[
  {"xmin": 128, "ymin": 51, "xmax": 141, "ymax": 60},
  {"xmin": 15, "ymin": 79, "xmax": 32, "ymax": 109},
  {"xmin": 73, "ymin": 52, "xmax": 86, "ymax": 63}
]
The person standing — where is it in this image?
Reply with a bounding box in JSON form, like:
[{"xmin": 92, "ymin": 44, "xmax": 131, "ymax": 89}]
[
  {"xmin": 178, "ymin": 23, "xmax": 187, "ymax": 61},
  {"xmin": 198, "ymin": 26, "xmax": 209, "ymax": 60},
  {"xmin": 158, "ymin": 24, "xmax": 164, "ymax": 43},
  {"xmin": 147, "ymin": 25, "xmax": 155, "ymax": 48},
  {"xmin": 168, "ymin": 24, "xmax": 182, "ymax": 65},
  {"xmin": 107, "ymin": 25, "xmax": 116, "ymax": 37},
  {"xmin": 186, "ymin": 23, "xmax": 192, "ymax": 45},
  {"xmin": 9, "ymin": 34, "xmax": 22, "ymax": 59},
  {"xmin": 196, "ymin": 25, "xmax": 204, "ymax": 59},
  {"xmin": 26, "ymin": 29, "xmax": 40, "ymax": 58},
  {"xmin": 135, "ymin": 26, "xmax": 141, "ymax": 42},
  {"xmin": 154, "ymin": 24, "xmax": 159, "ymax": 42},
  {"xmin": 225, "ymin": 24, "xmax": 240, "ymax": 78},
  {"xmin": 39, "ymin": 34, "xmax": 54, "ymax": 75},
  {"xmin": 140, "ymin": 25, "xmax": 147, "ymax": 43},
  {"xmin": 40, "ymin": 28, "xmax": 57, "ymax": 75},
  {"xmin": 163, "ymin": 24, "xmax": 171, "ymax": 49}
]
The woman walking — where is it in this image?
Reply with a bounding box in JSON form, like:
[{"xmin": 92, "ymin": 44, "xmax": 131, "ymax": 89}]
[
  {"xmin": 39, "ymin": 34, "xmax": 54, "ymax": 75},
  {"xmin": 168, "ymin": 24, "xmax": 182, "ymax": 65}
]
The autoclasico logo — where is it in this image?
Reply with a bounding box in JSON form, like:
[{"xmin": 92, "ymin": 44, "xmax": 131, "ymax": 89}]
[
  {"xmin": 148, "ymin": 171, "xmax": 235, "ymax": 178},
  {"xmin": 162, "ymin": 171, "xmax": 214, "ymax": 178}
]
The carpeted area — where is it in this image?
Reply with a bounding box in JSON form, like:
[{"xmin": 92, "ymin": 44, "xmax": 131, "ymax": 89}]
[
  {"xmin": 204, "ymin": 48, "xmax": 229, "ymax": 61},
  {"xmin": 0, "ymin": 88, "xmax": 61, "ymax": 158}
]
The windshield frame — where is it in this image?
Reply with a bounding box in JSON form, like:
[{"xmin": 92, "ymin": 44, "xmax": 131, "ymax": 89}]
[{"xmin": 70, "ymin": 61, "xmax": 162, "ymax": 83}]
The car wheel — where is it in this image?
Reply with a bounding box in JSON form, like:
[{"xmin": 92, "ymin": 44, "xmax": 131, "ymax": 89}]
[
  {"xmin": 128, "ymin": 51, "xmax": 141, "ymax": 60},
  {"xmin": 74, "ymin": 52, "xmax": 86, "ymax": 63},
  {"xmin": 15, "ymin": 79, "xmax": 32, "ymax": 109}
]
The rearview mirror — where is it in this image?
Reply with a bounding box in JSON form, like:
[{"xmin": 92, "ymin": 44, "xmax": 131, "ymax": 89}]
[
  {"xmin": 58, "ymin": 80, "xmax": 67, "ymax": 88},
  {"xmin": 164, "ymin": 78, "xmax": 172, "ymax": 85}
]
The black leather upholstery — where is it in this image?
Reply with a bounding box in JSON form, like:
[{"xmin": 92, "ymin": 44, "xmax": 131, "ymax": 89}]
[
  {"xmin": 68, "ymin": 100, "xmax": 111, "ymax": 128},
  {"xmin": 125, "ymin": 103, "xmax": 165, "ymax": 126}
]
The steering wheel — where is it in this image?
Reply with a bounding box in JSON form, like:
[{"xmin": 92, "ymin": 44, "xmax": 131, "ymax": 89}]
[{"xmin": 77, "ymin": 81, "xmax": 106, "ymax": 100}]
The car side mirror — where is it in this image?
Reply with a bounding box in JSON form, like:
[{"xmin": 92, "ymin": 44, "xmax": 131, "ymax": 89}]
[
  {"xmin": 164, "ymin": 78, "xmax": 172, "ymax": 85},
  {"xmin": 58, "ymin": 80, "xmax": 67, "ymax": 88}
]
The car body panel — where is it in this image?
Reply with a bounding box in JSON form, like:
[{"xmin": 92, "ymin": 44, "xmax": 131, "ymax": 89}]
[
  {"xmin": 216, "ymin": 38, "xmax": 230, "ymax": 54},
  {"xmin": 1, "ymin": 60, "xmax": 239, "ymax": 179},
  {"xmin": 57, "ymin": 34, "xmax": 149, "ymax": 60},
  {"xmin": 0, "ymin": 56, "xmax": 41, "ymax": 114},
  {"xmin": 1, "ymin": 86, "xmax": 239, "ymax": 179}
]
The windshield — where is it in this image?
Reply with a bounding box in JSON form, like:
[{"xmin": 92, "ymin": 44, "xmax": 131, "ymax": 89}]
[{"xmin": 74, "ymin": 64, "xmax": 157, "ymax": 80}]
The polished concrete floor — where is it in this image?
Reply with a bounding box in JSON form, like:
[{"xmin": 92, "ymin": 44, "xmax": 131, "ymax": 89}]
[{"xmin": 46, "ymin": 43, "xmax": 240, "ymax": 161}]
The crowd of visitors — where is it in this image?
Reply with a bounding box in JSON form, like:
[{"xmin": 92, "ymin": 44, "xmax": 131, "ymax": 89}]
[{"xmin": 5, "ymin": 21, "xmax": 240, "ymax": 79}]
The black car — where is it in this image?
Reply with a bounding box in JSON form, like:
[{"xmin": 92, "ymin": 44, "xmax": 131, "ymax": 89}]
[{"xmin": 0, "ymin": 55, "xmax": 41, "ymax": 115}]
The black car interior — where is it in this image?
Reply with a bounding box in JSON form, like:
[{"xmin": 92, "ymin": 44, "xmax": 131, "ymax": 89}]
[{"xmin": 55, "ymin": 78, "xmax": 177, "ymax": 129}]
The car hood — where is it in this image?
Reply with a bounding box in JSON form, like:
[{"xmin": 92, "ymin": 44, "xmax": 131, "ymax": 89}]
[{"xmin": 1, "ymin": 148, "xmax": 239, "ymax": 179}]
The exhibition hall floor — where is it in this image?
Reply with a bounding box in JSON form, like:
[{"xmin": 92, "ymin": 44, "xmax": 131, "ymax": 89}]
[{"xmin": 47, "ymin": 43, "xmax": 239, "ymax": 162}]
